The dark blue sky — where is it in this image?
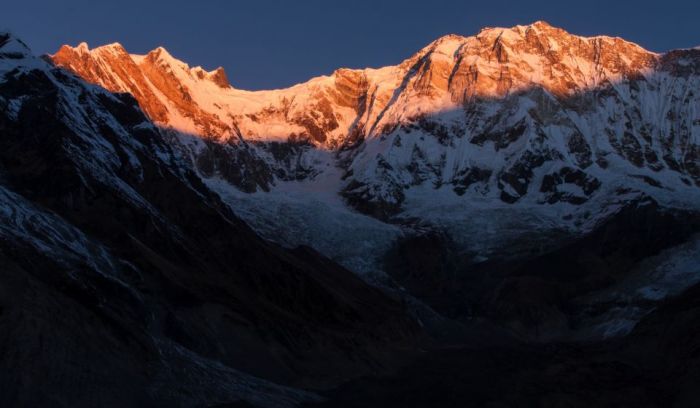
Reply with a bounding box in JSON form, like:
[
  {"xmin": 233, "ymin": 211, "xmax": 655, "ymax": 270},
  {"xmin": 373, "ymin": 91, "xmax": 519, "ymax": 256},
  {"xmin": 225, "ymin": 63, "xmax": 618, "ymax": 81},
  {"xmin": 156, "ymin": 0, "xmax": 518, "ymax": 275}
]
[{"xmin": 4, "ymin": 0, "xmax": 699, "ymax": 90}]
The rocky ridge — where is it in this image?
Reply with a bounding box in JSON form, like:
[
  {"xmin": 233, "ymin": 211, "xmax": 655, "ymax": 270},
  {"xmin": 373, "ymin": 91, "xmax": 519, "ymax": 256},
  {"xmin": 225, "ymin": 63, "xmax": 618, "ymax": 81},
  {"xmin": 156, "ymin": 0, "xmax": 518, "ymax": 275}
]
[{"xmin": 51, "ymin": 21, "xmax": 700, "ymax": 215}]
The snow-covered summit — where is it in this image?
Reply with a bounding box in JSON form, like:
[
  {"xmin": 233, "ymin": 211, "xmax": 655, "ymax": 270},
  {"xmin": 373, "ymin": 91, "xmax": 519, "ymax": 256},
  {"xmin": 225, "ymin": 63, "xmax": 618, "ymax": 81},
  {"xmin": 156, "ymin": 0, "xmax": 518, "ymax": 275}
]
[
  {"xmin": 0, "ymin": 32, "xmax": 31, "ymax": 58},
  {"xmin": 48, "ymin": 23, "xmax": 700, "ymax": 255},
  {"xmin": 51, "ymin": 21, "xmax": 662, "ymax": 147}
]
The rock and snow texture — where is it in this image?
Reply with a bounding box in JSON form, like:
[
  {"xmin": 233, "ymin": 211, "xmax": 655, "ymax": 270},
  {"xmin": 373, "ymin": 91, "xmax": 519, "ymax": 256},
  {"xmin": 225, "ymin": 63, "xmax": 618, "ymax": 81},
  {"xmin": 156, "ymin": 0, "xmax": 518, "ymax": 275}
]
[
  {"xmin": 50, "ymin": 22, "xmax": 700, "ymax": 278},
  {"xmin": 47, "ymin": 23, "xmax": 700, "ymax": 341},
  {"xmin": 0, "ymin": 32, "xmax": 317, "ymax": 407},
  {"xmin": 1, "ymin": 32, "xmax": 420, "ymax": 406},
  {"xmin": 8, "ymin": 21, "xmax": 700, "ymax": 406}
]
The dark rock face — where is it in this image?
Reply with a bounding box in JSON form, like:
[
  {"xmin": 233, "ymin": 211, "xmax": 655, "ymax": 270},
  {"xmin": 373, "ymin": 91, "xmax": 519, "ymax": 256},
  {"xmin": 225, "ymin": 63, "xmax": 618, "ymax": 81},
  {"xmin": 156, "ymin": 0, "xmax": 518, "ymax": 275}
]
[
  {"xmin": 497, "ymin": 148, "xmax": 552, "ymax": 203},
  {"xmin": 329, "ymin": 202, "xmax": 700, "ymax": 407},
  {"xmin": 483, "ymin": 200, "xmax": 700, "ymax": 338},
  {"xmin": 341, "ymin": 178, "xmax": 405, "ymax": 220},
  {"xmin": 331, "ymin": 68, "xmax": 369, "ymax": 112},
  {"xmin": 194, "ymin": 138, "xmax": 275, "ymax": 192},
  {"xmin": 306, "ymin": 285, "xmax": 700, "ymax": 408},
  {"xmin": 210, "ymin": 67, "xmax": 231, "ymax": 88},
  {"xmin": 539, "ymin": 167, "xmax": 601, "ymax": 204},
  {"xmin": 384, "ymin": 232, "xmax": 459, "ymax": 301},
  {"xmin": 385, "ymin": 198, "xmax": 700, "ymax": 341},
  {"xmin": 452, "ymin": 166, "xmax": 492, "ymax": 195},
  {"xmin": 0, "ymin": 41, "xmax": 418, "ymax": 406},
  {"xmin": 471, "ymin": 118, "xmax": 528, "ymax": 150}
]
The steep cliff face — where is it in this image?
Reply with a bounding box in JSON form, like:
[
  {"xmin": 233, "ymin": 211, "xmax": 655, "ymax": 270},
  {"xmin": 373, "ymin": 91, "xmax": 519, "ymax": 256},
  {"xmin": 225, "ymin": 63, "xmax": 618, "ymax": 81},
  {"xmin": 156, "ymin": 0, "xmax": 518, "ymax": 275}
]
[{"xmin": 52, "ymin": 43, "xmax": 233, "ymax": 136}]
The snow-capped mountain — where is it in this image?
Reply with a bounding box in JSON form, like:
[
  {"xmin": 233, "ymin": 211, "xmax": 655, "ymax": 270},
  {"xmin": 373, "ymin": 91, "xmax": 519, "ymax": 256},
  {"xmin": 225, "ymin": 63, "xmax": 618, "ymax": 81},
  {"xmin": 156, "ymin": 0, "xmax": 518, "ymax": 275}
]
[
  {"xmin": 3, "ymin": 20, "xmax": 700, "ymax": 407},
  {"xmin": 49, "ymin": 21, "xmax": 700, "ymax": 341},
  {"xmin": 52, "ymin": 21, "xmax": 699, "ymax": 206},
  {"xmin": 51, "ymin": 21, "xmax": 700, "ymax": 222},
  {"xmin": 0, "ymin": 32, "xmax": 417, "ymax": 406}
]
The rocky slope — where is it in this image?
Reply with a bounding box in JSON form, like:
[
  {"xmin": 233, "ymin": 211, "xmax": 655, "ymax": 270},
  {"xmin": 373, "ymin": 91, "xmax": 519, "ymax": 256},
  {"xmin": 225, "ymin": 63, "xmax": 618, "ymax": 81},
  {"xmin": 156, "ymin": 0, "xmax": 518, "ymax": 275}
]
[
  {"xmin": 0, "ymin": 33, "xmax": 419, "ymax": 407},
  {"xmin": 307, "ymin": 279, "xmax": 700, "ymax": 407}
]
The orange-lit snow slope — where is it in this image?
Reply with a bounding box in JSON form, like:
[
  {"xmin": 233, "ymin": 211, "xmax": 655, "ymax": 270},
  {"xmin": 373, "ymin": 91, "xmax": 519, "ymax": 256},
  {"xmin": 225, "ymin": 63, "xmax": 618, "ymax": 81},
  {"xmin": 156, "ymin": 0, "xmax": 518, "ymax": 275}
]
[
  {"xmin": 52, "ymin": 21, "xmax": 657, "ymax": 148},
  {"xmin": 49, "ymin": 21, "xmax": 700, "ymax": 280}
]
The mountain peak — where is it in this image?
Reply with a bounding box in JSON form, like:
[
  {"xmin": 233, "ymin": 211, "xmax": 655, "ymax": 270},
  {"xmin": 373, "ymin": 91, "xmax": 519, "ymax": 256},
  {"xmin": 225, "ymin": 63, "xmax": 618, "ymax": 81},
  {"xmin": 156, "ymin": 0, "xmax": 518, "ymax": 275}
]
[
  {"xmin": 143, "ymin": 46, "xmax": 190, "ymax": 74},
  {"xmin": 53, "ymin": 42, "xmax": 127, "ymax": 59},
  {"xmin": 75, "ymin": 42, "xmax": 89, "ymax": 53},
  {"xmin": 476, "ymin": 20, "xmax": 563, "ymax": 38},
  {"xmin": 425, "ymin": 21, "xmax": 562, "ymax": 57},
  {"xmin": 191, "ymin": 65, "xmax": 231, "ymax": 88},
  {"xmin": 48, "ymin": 22, "xmax": 662, "ymax": 146},
  {"xmin": 209, "ymin": 66, "xmax": 230, "ymax": 88},
  {"xmin": 0, "ymin": 32, "xmax": 31, "ymax": 58},
  {"xmin": 147, "ymin": 46, "xmax": 175, "ymax": 62},
  {"xmin": 93, "ymin": 42, "xmax": 127, "ymax": 55},
  {"xmin": 529, "ymin": 20, "xmax": 554, "ymax": 29}
]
